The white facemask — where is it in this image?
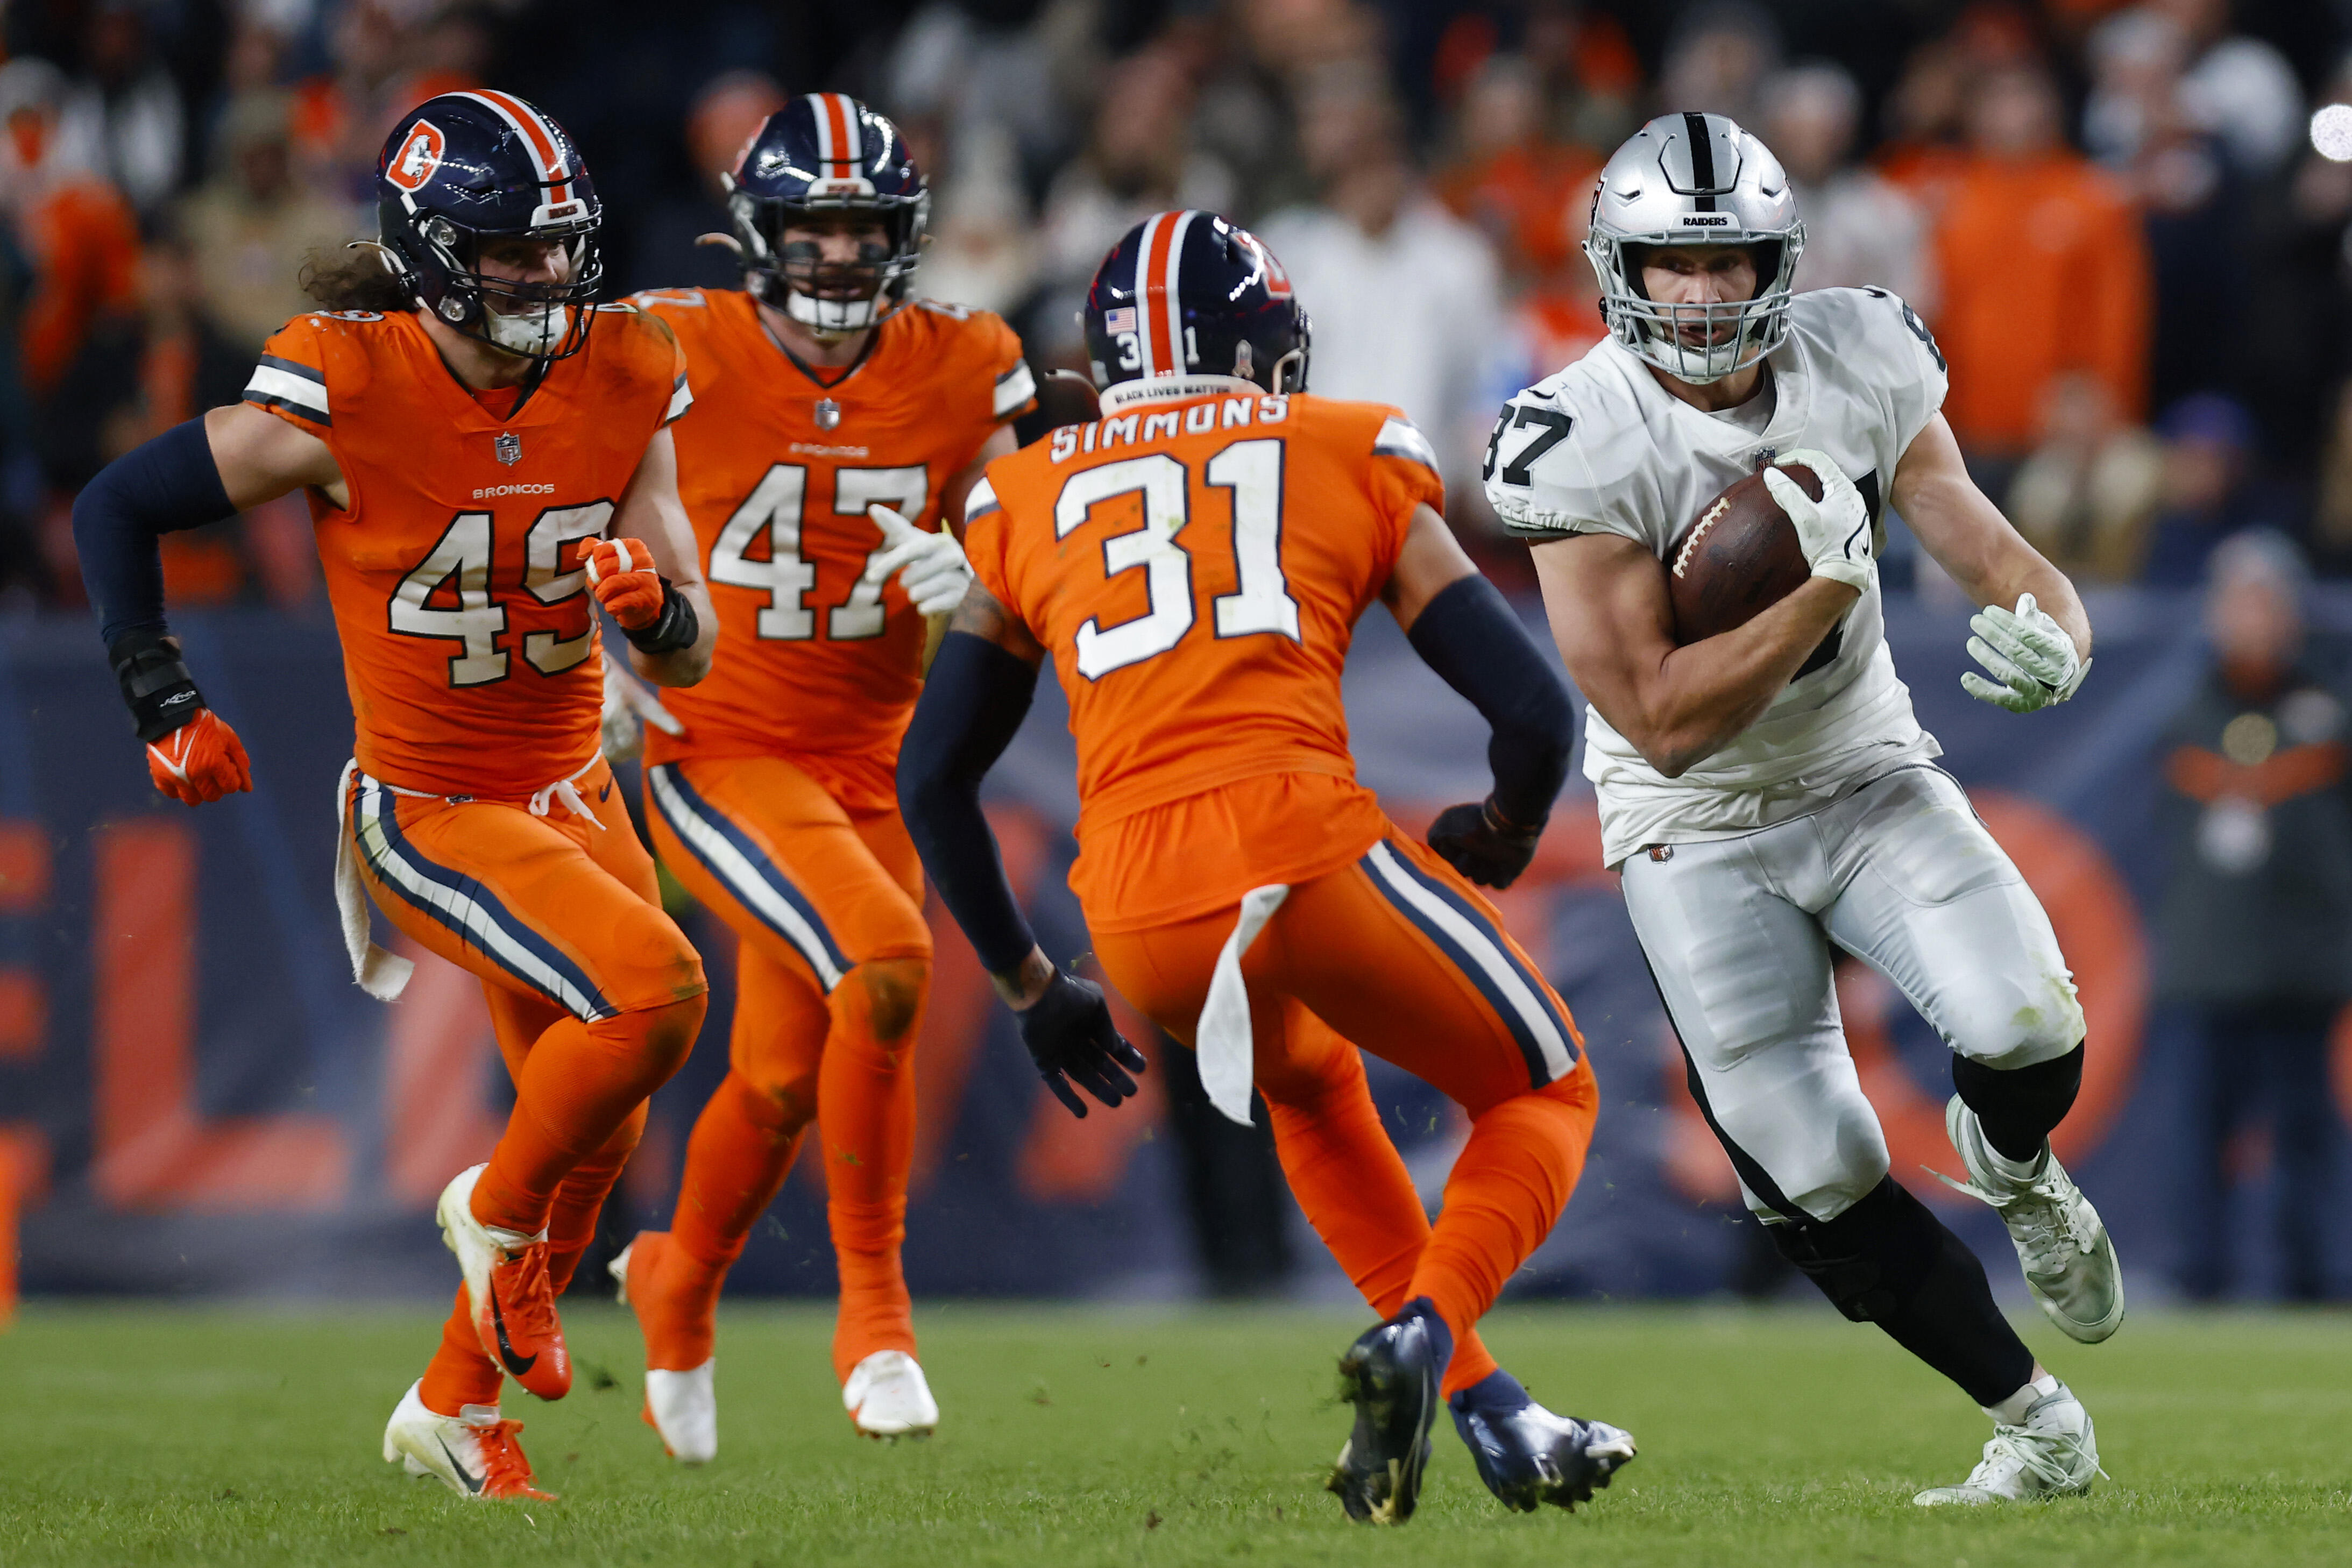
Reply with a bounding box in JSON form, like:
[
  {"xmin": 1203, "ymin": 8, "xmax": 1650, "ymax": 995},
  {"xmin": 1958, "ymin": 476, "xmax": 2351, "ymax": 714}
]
[
  {"xmin": 484, "ymin": 301, "xmax": 569, "ymax": 357},
  {"xmin": 784, "ymin": 286, "xmax": 883, "ymax": 340}
]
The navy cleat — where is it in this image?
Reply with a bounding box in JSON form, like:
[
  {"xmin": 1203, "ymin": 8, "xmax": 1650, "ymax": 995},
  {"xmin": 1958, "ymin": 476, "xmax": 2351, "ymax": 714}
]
[
  {"xmin": 1450, "ymin": 1369, "xmax": 1637, "ymax": 1513},
  {"xmin": 1326, "ymin": 1297, "xmax": 1446, "ymax": 1525}
]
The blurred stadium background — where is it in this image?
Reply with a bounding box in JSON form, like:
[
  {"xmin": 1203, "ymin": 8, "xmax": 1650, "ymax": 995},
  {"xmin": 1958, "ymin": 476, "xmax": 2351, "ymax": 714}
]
[{"xmin": 4, "ymin": 0, "xmax": 2352, "ymax": 1318}]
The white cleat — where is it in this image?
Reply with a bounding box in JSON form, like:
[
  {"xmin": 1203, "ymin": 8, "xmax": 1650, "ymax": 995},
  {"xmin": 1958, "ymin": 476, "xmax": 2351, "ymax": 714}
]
[
  {"xmin": 607, "ymin": 1240, "xmax": 635, "ymax": 1304},
  {"xmin": 1936, "ymin": 1095, "xmax": 2124, "ymax": 1344},
  {"xmin": 1914, "ymin": 1384, "xmax": 2102, "ymax": 1505},
  {"xmin": 644, "ymin": 1363, "xmax": 718, "ymax": 1464},
  {"xmin": 381, "ymin": 1380, "xmax": 554, "ymax": 1501},
  {"xmin": 844, "ymin": 1350, "xmax": 939, "ymax": 1440}
]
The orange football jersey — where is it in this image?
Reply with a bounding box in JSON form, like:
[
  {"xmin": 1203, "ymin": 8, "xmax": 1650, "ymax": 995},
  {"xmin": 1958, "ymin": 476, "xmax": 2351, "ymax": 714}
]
[
  {"xmin": 248, "ymin": 303, "xmax": 690, "ymax": 798},
  {"xmin": 630, "ymin": 288, "xmax": 1033, "ymax": 811},
  {"xmin": 965, "ymin": 386, "xmax": 1446, "ymax": 928}
]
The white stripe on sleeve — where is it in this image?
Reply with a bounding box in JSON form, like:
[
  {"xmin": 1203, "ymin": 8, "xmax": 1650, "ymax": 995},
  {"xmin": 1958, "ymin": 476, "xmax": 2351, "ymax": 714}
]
[
  {"xmin": 245, "ymin": 364, "xmax": 330, "ymax": 421},
  {"xmin": 992, "ymin": 363, "xmax": 1036, "ymax": 419},
  {"xmin": 963, "ymin": 476, "xmax": 1001, "ymax": 520},
  {"xmin": 1373, "ymin": 416, "xmax": 1440, "ymax": 473}
]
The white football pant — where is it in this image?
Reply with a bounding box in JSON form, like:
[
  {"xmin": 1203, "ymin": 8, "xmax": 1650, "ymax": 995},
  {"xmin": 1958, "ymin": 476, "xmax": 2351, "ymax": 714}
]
[{"xmin": 1620, "ymin": 766, "xmax": 2083, "ymax": 1224}]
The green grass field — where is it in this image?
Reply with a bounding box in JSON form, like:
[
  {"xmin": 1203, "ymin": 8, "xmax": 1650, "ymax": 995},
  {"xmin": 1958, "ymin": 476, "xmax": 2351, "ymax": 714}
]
[{"xmin": 1, "ymin": 1301, "xmax": 2346, "ymax": 1566}]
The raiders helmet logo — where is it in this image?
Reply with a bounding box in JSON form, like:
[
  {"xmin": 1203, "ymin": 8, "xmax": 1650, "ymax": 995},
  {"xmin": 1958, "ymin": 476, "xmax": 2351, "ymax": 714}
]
[{"xmin": 388, "ymin": 121, "xmax": 446, "ymax": 193}]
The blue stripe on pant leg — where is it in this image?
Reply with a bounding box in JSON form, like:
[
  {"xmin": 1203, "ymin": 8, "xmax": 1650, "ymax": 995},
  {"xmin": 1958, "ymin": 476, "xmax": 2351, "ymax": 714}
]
[
  {"xmin": 646, "ymin": 763, "xmax": 853, "ymax": 988},
  {"xmin": 1358, "ymin": 845, "xmax": 1575, "ymax": 1087},
  {"xmin": 354, "ymin": 778, "xmax": 617, "ymax": 1019}
]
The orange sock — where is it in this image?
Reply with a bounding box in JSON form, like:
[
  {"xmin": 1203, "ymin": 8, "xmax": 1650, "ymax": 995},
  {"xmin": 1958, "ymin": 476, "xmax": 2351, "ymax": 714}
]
[
  {"xmin": 671, "ymin": 1071, "xmax": 810, "ymax": 1273},
  {"xmin": 420, "ymin": 1285, "xmax": 504, "ymax": 1415},
  {"xmin": 819, "ymin": 958, "xmax": 925, "ymax": 1382},
  {"xmin": 472, "ymin": 996, "xmax": 704, "ymax": 1236},
  {"xmin": 547, "ymin": 1108, "xmax": 646, "ymax": 1292},
  {"xmin": 1255, "ymin": 1018, "xmax": 1499, "ymax": 1397},
  {"xmin": 1407, "ymin": 1072, "xmax": 1597, "ymax": 1350}
]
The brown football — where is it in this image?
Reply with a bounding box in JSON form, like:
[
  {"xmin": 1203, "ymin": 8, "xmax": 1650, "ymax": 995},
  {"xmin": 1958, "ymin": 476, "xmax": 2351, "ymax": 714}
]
[{"xmin": 1666, "ymin": 464, "xmax": 1821, "ymax": 645}]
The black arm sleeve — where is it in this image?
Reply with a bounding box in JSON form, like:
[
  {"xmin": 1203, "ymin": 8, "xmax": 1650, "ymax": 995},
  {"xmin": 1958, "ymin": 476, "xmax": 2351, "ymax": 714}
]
[
  {"xmin": 1404, "ymin": 573, "xmax": 1576, "ymax": 828},
  {"xmin": 897, "ymin": 629, "xmax": 1044, "ymax": 975},
  {"xmin": 70, "ymin": 418, "xmax": 241, "ymax": 740},
  {"xmin": 72, "ymin": 417, "xmax": 238, "ymax": 644}
]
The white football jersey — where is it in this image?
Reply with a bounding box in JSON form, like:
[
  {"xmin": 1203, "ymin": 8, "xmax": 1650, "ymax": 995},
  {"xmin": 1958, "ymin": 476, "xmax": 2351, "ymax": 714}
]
[{"xmin": 1486, "ymin": 287, "xmax": 1950, "ymax": 867}]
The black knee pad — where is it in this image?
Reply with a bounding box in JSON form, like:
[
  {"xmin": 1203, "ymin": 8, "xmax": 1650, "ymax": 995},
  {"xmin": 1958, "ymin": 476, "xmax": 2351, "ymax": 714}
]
[
  {"xmin": 1766, "ymin": 1177, "xmax": 1939, "ymax": 1323},
  {"xmin": 1953, "ymin": 1042, "xmax": 2084, "ymax": 1162}
]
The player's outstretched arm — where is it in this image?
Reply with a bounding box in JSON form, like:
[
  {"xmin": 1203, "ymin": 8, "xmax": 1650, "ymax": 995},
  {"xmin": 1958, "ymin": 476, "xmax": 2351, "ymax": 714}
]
[
  {"xmin": 1893, "ymin": 412, "xmax": 2093, "ymax": 713},
  {"xmin": 1380, "ymin": 505, "xmax": 1575, "ymax": 888},
  {"xmin": 601, "ymin": 425, "xmax": 717, "ymax": 687},
  {"xmin": 70, "ymin": 405, "xmax": 342, "ymax": 805},
  {"xmin": 897, "ymin": 583, "xmax": 1145, "ymax": 1118},
  {"xmin": 1531, "ymin": 529, "xmax": 1860, "ymax": 779}
]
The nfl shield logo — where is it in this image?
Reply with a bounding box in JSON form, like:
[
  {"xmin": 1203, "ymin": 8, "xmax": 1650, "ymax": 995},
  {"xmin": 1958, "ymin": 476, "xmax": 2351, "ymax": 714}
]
[
  {"xmin": 814, "ymin": 398, "xmax": 842, "ymax": 431},
  {"xmin": 494, "ymin": 432, "xmax": 522, "ymax": 466}
]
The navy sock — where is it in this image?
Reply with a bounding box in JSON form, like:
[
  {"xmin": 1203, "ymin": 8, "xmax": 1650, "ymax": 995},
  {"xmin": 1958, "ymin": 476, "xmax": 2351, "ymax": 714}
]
[
  {"xmin": 1449, "ymin": 1366, "xmax": 1530, "ymax": 1413},
  {"xmin": 1400, "ymin": 1294, "xmax": 1454, "ymax": 1379}
]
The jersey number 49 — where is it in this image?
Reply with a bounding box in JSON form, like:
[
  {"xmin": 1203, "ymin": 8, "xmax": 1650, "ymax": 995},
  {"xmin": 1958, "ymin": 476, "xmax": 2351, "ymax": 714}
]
[{"xmin": 390, "ymin": 503, "xmax": 615, "ymax": 686}]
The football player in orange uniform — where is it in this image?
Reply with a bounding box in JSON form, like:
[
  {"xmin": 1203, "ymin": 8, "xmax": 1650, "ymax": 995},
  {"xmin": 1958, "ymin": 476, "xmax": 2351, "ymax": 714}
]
[
  {"xmin": 601, "ymin": 96, "xmax": 1034, "ymax": 1457},
  {"xmin": 899, "ymin": 211, "xmax": 1636, "ymax": 1524},
  {"xmin": 72, "ymin": 94, "xmax": 717, "ymax": 1501}
]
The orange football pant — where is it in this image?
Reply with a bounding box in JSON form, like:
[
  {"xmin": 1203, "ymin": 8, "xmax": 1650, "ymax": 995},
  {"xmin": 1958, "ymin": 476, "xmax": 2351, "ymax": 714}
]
[
  {"xmin": 1093, "ymin": 828, "xmax": 1597, "ymax": 1397},
  {"xmin": 346, "ymin": 759, "xmax": 707, "ymax": 1415},
  {"xmin": 642, "ymin": 755, "xmax": 933, "ymax": 1383}
]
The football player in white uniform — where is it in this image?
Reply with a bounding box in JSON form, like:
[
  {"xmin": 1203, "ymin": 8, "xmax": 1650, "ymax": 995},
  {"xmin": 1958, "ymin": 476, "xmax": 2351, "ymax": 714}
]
[{"xmin": 1487, "ymin": 112, "xmax": 2116, "ymax": 1506}]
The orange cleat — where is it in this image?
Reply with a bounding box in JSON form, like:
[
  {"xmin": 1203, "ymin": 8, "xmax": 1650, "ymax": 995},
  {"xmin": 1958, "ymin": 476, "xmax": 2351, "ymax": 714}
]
[
  {"xmin": 437, "ymin": 1165, "xmax": 571, "ymax": 1401},
  {"xmin": 384, "ymin": 1381, "xmax": 558, "ymax": 1501}
]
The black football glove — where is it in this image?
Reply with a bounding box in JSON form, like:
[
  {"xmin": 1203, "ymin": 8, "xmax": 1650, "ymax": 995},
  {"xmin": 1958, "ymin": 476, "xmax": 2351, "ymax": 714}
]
[
  {"xmin": 1017, "ymin": 968, "xmax": 1148, "ymax": 1118},
  {"xmin": 1427, "ymin": 797, "xmax": 1542, "ymax": 889}
]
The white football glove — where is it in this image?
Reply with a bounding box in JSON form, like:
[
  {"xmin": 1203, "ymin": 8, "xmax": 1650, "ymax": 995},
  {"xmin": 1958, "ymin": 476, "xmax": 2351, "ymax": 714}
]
[
  {"xmin": 1760, "ymin": 448, "xmax": 1874, "ymax": 592},
  {"xmin": 1962, "ymin": 592, "xmax": 2088, "ymax": 713},
  {"xmin": 866, "ymin": 503, "xmax": 973, "ymax": 618},
  {"xmin": 600, "ymin": 655, "xmax": 683, "ymax": 762}
]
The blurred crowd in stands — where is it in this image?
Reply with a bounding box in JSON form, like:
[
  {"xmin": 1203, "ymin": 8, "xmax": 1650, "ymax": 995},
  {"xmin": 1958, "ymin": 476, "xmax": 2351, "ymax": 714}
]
[{"xmin": 2, "ymin": 0, "xmax": 2349, "ymax": 609}]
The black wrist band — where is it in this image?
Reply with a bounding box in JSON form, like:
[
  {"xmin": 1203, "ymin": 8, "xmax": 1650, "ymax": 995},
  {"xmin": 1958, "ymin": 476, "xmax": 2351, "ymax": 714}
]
[
  {"xmin": 105, "ymin": 627, "xmax": 205, "ymax": 742},
  {"xmin": 624, "ymin": 578, "xmax": 699, "ymax": 655}
]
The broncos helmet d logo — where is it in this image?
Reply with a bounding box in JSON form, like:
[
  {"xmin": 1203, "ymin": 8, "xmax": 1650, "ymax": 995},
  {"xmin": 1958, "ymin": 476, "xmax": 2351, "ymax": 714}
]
[{"xmin": 388, "ymin": 122, "xmax": 446, "ymax": 192}]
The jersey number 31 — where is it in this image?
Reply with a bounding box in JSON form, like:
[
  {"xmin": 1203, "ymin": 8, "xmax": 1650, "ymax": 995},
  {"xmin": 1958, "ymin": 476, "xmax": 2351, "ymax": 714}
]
[{"xmin": 1057, "ymin": 437, "xmax": 1298, "ymax": 680}]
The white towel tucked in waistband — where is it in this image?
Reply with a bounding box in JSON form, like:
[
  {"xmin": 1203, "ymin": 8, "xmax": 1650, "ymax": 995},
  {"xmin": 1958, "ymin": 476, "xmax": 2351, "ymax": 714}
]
[
  {"xmin": 334, "ymin": 759, "xmax": 416, "ymax": 1002},
  {"xmin": 1194, "ymin": 883, "xmax": 1291, "ymax": 1127}
]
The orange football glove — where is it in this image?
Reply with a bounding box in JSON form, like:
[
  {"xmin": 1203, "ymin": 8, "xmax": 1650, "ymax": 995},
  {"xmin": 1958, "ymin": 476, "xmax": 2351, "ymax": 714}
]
[
  {"xmin": 146, "ymin": 709, "xmax": 253, "ymax": 806},
  {"xmin": 584, "ymin": 537, "xmax": 666, "ymax": 630}
]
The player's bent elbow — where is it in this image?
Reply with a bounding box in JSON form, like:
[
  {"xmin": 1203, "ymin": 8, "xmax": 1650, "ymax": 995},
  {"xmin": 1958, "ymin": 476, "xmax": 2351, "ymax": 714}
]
[{"xmin": 1635, "ymin": 724, "xmax": 1716, "ymax": 779}]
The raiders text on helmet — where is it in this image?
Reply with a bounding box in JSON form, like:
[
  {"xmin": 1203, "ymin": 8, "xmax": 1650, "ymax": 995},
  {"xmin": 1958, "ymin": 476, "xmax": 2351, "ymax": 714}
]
[
  {"xmin": 725, "ymin": 94, "xmax": 927, "ymax": 339},
  {"xmin": 1586, "ymin": 112, "xmax": 1805, "ymax": 385},
  {"xmin": 1081, "ymin": 210, "xmax": 1309, "ymax": 401},
  {"xmin": 374, "ymin": 91, "xmax": 604, "ymax": 361}
]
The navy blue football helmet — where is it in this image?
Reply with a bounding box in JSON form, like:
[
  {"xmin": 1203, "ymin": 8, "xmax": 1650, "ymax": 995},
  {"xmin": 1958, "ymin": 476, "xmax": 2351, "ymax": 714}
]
[
  {"xmin": 725, "ymin": 94, "xmax": 927, "ymax": 338},
  {"xmin": 1082, "ymin": 211, "xmax": 1310, "ymax": 394},
  {"xmin": 374, "ymin": 90, "xmax": 604, "ymax": 361}
]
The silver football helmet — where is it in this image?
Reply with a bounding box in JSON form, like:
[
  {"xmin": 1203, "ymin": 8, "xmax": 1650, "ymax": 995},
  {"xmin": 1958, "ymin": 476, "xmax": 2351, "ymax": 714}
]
[{"xmin": 1585, "ymin": 111, "xmax": 1805, "ymax": 385}]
